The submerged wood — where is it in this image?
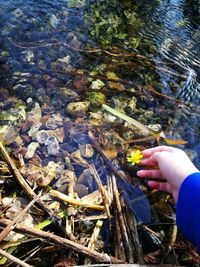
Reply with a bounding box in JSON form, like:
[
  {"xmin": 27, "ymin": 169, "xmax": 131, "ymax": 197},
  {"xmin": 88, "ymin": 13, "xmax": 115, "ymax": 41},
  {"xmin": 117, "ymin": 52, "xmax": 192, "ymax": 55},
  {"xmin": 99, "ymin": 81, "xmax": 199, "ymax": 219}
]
[
  {"xmin": 112, "ymin": 175, "xmax": 134, "ymax": 263},
  {"xmin": 89, "ymin": 165, "xmax": 111, "ymax": 223},
  {"xmin": 88, "ymin": 131, "xmax": 132, "ymax": 183},
  {"xmin": 50, "ymin": 189, "xmax": 105, "ymax": 210},
  {"xmin": 0, "ymin": 139, "xmax": 51, "ymax": 217},
  {"xmin": 0, "ymin": 219, "xmax": 123, "ymax": 264},
  {"xmin": 0, "ymin": 192, "xmax": 41, "ymax": 242},
  {"xmin": 0, "ymin": 248, "xmax": 32, "ymax": 267},
  {"xmin": 0, "ymin": 139, "xmax": 35, "ymax": 199}
]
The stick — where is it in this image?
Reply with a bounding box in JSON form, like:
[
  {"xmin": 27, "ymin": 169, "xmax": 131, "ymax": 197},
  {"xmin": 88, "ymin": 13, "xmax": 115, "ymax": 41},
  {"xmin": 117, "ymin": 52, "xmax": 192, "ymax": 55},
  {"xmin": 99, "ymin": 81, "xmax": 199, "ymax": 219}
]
[
  {"xmin": 88, "ymin": 131, "xmax": 131, "ymax": 183},
  {"xmin": 0, "ymin": 248, "xmax": 32, "ymax": 267},
  {"xmin": 89, "ymin": 165, "xmax": 111, "ymax": 225},
  {"xmin": 112, "ymin": 175, "xmax": 133, "ymax": 263},
  {"xmin": 0, "ymin": 139, "xmax": 35, "ymax": 199},
  {"xmin": 84, "ymin": 220, "xmax": 103, "ymax": 265},
  {"xmin": 0, "ymin": 219, "xmax": 123, "ymax": 264},
  {"xmin": 0, "ymin": 192, "xmax": 41, "ymax": 242},
  {"xmin": 0, "ymin": 139, "xmax": 51, "ymax": 217},
  {"xmin": 50, "ymin": 189, "xmax": 105, "ymax": 211}
]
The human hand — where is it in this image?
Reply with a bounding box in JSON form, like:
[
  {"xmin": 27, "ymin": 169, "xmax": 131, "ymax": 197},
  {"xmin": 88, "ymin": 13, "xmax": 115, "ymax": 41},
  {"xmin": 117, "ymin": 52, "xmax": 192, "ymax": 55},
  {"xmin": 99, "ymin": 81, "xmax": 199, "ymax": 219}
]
[{"xmin": 137, "ymin": 146, "xmax": 199, "ymax": 202}]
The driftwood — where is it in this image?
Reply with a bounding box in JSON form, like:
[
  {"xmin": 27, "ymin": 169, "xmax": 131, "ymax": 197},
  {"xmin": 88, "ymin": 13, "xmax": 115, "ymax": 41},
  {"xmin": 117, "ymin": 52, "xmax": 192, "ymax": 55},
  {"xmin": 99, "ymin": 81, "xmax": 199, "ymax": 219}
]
[{"xmin": 0, "ymin": 218, "xmax": 123, "ymax": 264}]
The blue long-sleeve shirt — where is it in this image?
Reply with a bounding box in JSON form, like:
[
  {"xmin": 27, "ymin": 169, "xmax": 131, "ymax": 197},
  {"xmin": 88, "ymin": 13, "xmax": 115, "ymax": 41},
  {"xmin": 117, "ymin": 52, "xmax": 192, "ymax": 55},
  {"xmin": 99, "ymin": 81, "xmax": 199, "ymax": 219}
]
[{"xmin": 176, "ymin": 172, "xmax": 200, "ymax": 250}]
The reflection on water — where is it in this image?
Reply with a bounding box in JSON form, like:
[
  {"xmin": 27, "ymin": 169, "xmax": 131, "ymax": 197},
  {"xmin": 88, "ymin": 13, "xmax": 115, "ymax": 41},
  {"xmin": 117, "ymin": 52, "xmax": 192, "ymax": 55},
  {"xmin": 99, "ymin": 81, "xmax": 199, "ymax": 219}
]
[{"xmin": 0, "ymin": 0, "xmax": 199, "ymax": 168}]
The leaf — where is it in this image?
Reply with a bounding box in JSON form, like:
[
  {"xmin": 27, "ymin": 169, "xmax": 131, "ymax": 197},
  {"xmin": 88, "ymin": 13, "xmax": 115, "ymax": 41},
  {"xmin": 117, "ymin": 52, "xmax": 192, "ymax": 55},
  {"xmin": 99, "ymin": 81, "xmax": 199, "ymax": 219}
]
[
  {"xmin": 102, "ymin": 104, "xmax": 150, "ymax": 136},
  {"xmin": 162, "ymin": 137, "xmax": 188, "ymax": 145}
]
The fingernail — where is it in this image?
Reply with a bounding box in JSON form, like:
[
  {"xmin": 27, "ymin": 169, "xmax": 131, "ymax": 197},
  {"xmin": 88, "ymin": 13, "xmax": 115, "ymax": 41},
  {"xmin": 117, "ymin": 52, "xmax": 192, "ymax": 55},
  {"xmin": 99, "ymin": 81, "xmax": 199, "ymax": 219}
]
[{"xmin": 137, "ymin": 170, "xmax": 142, "ymax": 176}]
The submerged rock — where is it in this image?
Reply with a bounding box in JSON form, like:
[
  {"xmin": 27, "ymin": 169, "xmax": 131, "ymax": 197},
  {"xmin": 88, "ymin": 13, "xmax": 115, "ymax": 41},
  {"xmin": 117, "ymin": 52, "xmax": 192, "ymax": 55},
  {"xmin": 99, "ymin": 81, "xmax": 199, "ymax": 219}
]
[
  {"xmin": 79, "ymin": 144, "xmax": 94, "ymax": 158},
  {"xmin": 35, "ymin": 130, "xmax": 49, "ymax": 144},
  {"xmin": 45, "ymin": 136, "xmax": 60, "ymax": 156},
  {"xmin": 66, "ymin": 101, "xmax": 90, "ymax": 118},
  {"xmin": 45, "ymin": 113, "xmax": 63, "ymax": 130},
  {"xmin": 47, "ymin": 127, "xmax": 65, "ymax": 143},
  {"xmin": 25, "ymin": 142, "xmax": 40, "ymax": 159},
  {"xmin": 27, "ymin": 103, "xmax": 42, "ymax": 124},
  {"xmin": 90, "ymin": 79, "xmax": 105, "ymax": 90}
]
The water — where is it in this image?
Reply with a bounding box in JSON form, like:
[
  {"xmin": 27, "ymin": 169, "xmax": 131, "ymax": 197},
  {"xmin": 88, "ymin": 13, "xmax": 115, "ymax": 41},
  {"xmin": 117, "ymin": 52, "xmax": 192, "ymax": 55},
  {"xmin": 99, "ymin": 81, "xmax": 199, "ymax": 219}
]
[{"xmin": 0, "ymin": 0, "xmax": 199, "ymax": 167}]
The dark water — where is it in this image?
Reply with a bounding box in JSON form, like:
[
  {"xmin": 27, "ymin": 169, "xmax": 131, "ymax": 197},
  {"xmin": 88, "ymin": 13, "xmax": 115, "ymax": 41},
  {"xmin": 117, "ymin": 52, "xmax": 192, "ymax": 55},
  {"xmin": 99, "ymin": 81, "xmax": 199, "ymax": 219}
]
[{"xmin": 0, "ymin": 0, "xmax": 200, "ymax": 167}]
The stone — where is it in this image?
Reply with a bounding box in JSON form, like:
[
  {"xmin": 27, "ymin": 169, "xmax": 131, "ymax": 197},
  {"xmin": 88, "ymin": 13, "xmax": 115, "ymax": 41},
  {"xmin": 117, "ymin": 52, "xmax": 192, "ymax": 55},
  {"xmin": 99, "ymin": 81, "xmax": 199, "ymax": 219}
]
[
  {"xmin": 47, "ymin": 127, "xmax": 65, "ymax": 143},
  {"xmin": 66, "ymin": 101, "xmax": 90, "ymax": 118},
  {"xmin": 27, "ymin": 103, "xmax": 42, "ymax": 124},
  {"xmin": 25, "ymin": 142, "xmax": 40, "ymax": 159},
  {"xmin": 45, "ymin": 136, "xmax": 60, "ymax": 156},
  {"xmin": 35, "ymin": 130, "xmax": 49, "ymax": 144},
  {"xmin": 28, "ymin": 123, "xmax": 42, "ymax": 137},
  {"xmin": 79, "ymin": 144, "xmax": 94, "ymax": 158},
  {"xmin": 45, "ymin": 113, "xmax": 63, "ymax": 130},
  {"xmin": 90, "ymin": 79, "xmax": 105, "ymax": 90}
]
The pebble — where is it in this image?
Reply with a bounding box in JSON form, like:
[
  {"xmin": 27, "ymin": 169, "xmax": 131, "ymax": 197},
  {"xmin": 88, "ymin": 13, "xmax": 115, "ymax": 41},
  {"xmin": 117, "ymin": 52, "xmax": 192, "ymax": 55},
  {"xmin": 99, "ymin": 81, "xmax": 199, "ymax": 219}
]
[
  {"xmin": 45, "ymin": 136, "xmax": 60, "ymax": 156},
  {"xmin": 25, "ymin": 142, "xmax": 40, "ymax": 159}
]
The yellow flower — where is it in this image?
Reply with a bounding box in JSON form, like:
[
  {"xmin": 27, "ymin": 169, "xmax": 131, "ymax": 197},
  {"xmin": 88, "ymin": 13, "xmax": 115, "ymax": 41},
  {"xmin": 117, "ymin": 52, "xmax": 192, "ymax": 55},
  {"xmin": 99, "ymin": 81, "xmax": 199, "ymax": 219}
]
[{"xmin": 127, "ymin": 150, "xmax": 143, "ymax": 166}]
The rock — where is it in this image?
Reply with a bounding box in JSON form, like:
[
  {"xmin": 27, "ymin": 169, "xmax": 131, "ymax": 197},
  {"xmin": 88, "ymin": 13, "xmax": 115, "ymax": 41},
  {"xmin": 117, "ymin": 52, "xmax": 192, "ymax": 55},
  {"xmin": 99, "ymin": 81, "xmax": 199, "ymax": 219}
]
[
  {"xmin": 71, "ymin": 150, "xmax": 88, "ymax": 165},
  {"xmin": 35, "ymin": 130, "xmax": 49, "ymax": 144},
  {"xmin": 86, "ymin": 92, "xmax": 106, "ymax": 107},
  {"xmin": 74, "ymin": 183, "xmax": 88, "ymax": 198},
  {"xmin": 58, "ymin": 55, "xmax": 70, "ymax": 65},
  {"xmin": 25, "ymin": 142, "xmax": 40, "ymax": 159},
  {"xmin": 58, "ymin": 87, "xmax": 79, "ymax": 101},
  {"xmin": 21, "ymin": 134, "xmax": 31, "ymax": 144},
  {"xmin": 47, "ymin": 127, "xmax": 65, "ymax": 143},
  {"xmin": 73, "ymin": 74, "xmax": 88, "ymax": 90},
  {"xmin": 27, "ymin": 103, "xmax": 42, "ymax": 124},
  {"xmin": 54, "ymin": 169, "xmax": 77, "ymax": 192},
  {"xmin": 79, "ymin": 144, "xmax": 94, "ymax": 158},
  {"xmin": 45, "ymin": 113, "xmax": 63, "ymax": 130},
  {"xmin": 0, "ymin": 125, "xmax": 20, "ymax": 145},
  {"xmin": 21, "ymin": 120, "xmax": 34, "ymax": 133},
  {"xmin": 28, "ymin": 123, "xmax": 42, "ymax": 137},
  {"xmin": 66, "ymin": 101, "xmax": 90, "ymax": 118},
  {"xmin": 21, "ymin": 50, "xmax": 34, "ymax": 63},
  {"xmin": 45, "ymin": 136, "xmax": 60, "ymax": 156},
  {"xmin": 28, "ymin": 154, "xmax": 42, "ymax": 166},
  {"xmin": 90, "ymin": 79, "xmax": 105, "ymax": 90},
  {"xmin": 49, "ymin": 14, "xmax": 59, "ymax": 29},
  {"xmin": 108, "ymin": 81, "xmax": 125, "ymax": 91},
  {"xmin": 78, "ymin": 169, "xmax": 97, "ymax": 191}
]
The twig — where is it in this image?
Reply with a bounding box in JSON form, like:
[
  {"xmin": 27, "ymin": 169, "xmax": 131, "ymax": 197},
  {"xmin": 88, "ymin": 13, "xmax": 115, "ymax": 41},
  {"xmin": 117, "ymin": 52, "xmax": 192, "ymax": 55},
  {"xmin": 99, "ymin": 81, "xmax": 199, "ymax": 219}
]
[
  {"xmin": 0, "ymin": 192, "xmax": 41, "ymax": 242},
  {"xmin": 0, "ymin": 218, "xmax": 123, "ymax": 264},
  {"xmin": 89, "ymin": 165, "xmax": 111, "ymax": 225},
  {"xmin": 112, "ymin": 175, "xmax": 133, "ymax": 263},
  {"xmin": 0, "ymin": 248, "xmax": 32, "ymax": 267},
  {"xmin": 0, "ymin": 139, "xmax": 51, "ymax": 217},
  {"xmin": 88, "ymin": 131, "xmax": 132, "ymax": 183},
  {"xmin": 50, "ymin": 189, "xmax": 105, "ymax": 211},
  {"xmin": 0, "ymin": 139, "xmax": 35, "ymax": 199},
  {"xmin": 84, "ymin": 220, "xmax": 103, "ymax": 265}
]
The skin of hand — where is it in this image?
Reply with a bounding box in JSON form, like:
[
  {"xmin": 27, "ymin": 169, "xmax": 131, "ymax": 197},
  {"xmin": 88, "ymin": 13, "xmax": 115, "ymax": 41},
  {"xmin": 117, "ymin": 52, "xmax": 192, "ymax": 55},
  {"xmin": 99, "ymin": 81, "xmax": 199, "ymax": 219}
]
[{"xmin": 137, "ymin": 146, "xmax": 199, "ymax": 202}]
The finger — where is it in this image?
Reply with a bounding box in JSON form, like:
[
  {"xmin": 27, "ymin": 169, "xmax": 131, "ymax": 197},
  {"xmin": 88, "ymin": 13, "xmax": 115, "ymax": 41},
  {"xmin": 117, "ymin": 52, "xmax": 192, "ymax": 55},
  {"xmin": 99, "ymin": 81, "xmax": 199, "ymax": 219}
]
[
  {"xmin": 137, "ymin": 169, "xmax": 163, "ymax": 179},
  {"xmin": 148, "ymin": 181, "xmax": 172, "ymax": 194},
  {"xmin": 140, "ymin": 157, "xmax": 158, "ymax": 167},
  {"xmin": 142, "ymin": 146, "xmax": 175, "ymax": 158}
]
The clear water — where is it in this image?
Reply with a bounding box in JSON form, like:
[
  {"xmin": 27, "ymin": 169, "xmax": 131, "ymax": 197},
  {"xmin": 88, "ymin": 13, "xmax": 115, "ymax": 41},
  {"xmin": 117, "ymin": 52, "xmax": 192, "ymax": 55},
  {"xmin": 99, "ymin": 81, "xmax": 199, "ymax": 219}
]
[{"xmin": 0, "ymin": 0, "xmax": 199, "ymax": 168}]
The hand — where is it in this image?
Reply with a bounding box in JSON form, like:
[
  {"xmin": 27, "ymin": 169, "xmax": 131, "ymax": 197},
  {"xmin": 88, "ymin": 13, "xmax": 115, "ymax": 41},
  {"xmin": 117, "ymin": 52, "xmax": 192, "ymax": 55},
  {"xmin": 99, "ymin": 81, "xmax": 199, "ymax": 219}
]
[{"xmin": 137, "ymin": 146, "xmax": 199, "ymax": 202}]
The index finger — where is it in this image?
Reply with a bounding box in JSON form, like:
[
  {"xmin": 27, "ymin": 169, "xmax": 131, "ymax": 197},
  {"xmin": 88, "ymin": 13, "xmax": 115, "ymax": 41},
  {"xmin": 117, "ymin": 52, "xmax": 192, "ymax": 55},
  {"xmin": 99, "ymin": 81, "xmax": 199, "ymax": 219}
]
[{"xmin": 142, "ymin": 146, "xmax": 175, "ymax": 158}]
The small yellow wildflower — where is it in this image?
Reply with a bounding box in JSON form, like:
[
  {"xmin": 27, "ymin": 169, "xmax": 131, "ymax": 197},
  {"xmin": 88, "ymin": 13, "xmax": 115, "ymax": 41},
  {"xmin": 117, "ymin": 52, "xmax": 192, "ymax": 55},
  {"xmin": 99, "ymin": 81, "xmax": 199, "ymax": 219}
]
[{"xmin": 127, "ymin": 150, "xmax": 143, "ymax": 166}]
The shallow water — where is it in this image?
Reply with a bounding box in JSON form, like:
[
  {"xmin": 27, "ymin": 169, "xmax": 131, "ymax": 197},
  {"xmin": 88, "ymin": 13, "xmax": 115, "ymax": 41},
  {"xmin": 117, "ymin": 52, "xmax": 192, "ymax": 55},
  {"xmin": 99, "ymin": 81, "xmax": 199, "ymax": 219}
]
[{"xmin": 0, "ymin": 0, "xmax": 199, "ymax": 167}]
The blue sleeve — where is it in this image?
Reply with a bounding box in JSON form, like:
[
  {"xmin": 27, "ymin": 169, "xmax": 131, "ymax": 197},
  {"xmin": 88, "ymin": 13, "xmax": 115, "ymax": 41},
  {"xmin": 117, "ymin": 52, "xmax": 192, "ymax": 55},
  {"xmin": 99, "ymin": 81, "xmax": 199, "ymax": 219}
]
[{"xmin": 176, "ymin": 172, "xmax": 200, "ymax": 250}]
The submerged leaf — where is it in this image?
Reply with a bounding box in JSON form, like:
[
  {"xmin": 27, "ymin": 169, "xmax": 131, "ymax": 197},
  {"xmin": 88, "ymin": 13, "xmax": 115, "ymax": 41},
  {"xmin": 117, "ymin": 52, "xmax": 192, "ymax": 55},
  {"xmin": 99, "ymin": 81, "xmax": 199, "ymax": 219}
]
[{"xmin": 102, "ymin": 104, "xmax": 150, "ymax": 136}]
